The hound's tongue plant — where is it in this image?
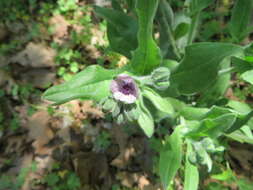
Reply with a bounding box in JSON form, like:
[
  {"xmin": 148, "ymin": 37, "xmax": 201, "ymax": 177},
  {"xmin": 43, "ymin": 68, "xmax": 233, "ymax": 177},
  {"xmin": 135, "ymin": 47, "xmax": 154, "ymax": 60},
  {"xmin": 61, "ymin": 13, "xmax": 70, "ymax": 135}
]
[{"xmin": 43, "ymin": 0, "xmax": 253, "ymax": 189}]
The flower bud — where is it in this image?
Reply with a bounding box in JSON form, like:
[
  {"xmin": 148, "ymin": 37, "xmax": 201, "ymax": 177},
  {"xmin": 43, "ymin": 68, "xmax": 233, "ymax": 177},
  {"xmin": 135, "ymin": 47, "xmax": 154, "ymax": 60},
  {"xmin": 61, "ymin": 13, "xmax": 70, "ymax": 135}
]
[{"xmin": 151, "ymin": 67, "xmax": 170, "ymax": 90}]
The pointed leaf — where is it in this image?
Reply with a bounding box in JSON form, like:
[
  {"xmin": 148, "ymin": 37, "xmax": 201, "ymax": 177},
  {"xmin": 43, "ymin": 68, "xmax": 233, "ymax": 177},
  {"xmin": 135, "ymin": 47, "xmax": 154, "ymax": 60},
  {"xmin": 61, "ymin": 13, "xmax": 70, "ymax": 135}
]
[
  {"xmin": 226, "ymin": 111, "xmax": 253, "ymax": 134},
  {"xmin": 137, "ymin": 97, "xmax": 154, "ymax": 138},
  {"xmin": 241, "ymin": 70, "xmax": 253, "ymax": 85},
  {"xmin": 131, "ymin": 0, "xmax": 162, "ymax": 74},
  {"xmin": 171, "ymin": 42, "xmax": 243, "ymax": 94},
  {"xmin": 187, "ymin": 113, "xmax": 237, "ymax": 139},
  {"xmin": 229, "ymin": 0, "xmax": 253, "ymax": 41},
  {"xmin": 143, "ymin": 87, "xmax": 174, "ymax": 115},
  {"xmin": 43, "ymin": 65, "xmax": 119, "ymax": 104},
  {"xmin": 184, "ymin": 142, "xmax": 199, "ymax": 190},
  {"xmin": 159, "ymin": 128, "xmax": 182, "ymax": 189},
  {"xmin": 94, "ymin": 6, "xmax": 138, "ymax": 58}
]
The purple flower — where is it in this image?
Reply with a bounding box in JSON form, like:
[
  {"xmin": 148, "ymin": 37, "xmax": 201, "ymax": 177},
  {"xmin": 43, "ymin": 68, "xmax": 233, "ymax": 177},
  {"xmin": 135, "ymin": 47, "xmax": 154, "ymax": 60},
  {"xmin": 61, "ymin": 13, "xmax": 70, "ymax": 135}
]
[{"xmin": 110, "ymin": 74, "xmax": 139, "ymax": 104}]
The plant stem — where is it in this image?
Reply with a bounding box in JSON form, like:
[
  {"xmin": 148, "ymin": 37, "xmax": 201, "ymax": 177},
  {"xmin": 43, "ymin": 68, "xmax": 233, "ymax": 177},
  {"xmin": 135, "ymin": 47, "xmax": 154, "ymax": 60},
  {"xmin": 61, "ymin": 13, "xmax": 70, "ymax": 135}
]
[{"xmin": 187, "ymin": 12, "xmax": 201, "ymax": 45}]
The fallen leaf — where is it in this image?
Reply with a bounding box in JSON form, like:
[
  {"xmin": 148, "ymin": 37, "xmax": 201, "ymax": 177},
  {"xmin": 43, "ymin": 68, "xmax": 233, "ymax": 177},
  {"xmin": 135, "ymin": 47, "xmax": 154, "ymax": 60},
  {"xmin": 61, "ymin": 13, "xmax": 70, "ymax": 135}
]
[
  {"xmin": 49, "ymin": 15, "xmax": 70, "ymax": 44},
  {"xmin": 0, "ymin": 55, "xmax": 8, "ymax": 67},
  {"xmin": 11, "ymin": 42, "xmax": 56, "ymax": 68},
  {"xmin": 73, "ymin": 152, "xmax": 111, "ymax": 189},
  {"xmin": 21, "ymin": 68, "xmax": 56, "ymax": 88},
  {"xmin": 228, "ymin": 142, "xmax": 253, "ymax": 179},
  {"xmin": 27, "ymin": 110, "xmax": 54, "ymax": 155},
  {"xmin": 0, "ymin": 23, "xmax": 8, "ymax": 41}
]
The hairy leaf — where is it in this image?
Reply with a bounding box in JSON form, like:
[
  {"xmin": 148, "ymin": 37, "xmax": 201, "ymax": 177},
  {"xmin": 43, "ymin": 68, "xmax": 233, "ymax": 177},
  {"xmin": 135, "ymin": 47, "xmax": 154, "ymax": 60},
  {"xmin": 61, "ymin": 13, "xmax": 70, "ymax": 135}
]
[
  {"xmin": 94, "ymin": 6, "xmax": 138, "ymax": 58},
  {"xmin": 137, "ymin": 97, "xmax": 154, "ymax": 138},
  {"xmin": 159, "ymin": 128, "xmax": 182, "ymax": 189},
  {"xmin": 171, "ymin": 42, "xmax": 243, "ymax": 94},
  {"xmin": 43, "ymin": 65, "xmax": 120, "ymax": 104},
  {"xmin": 131, "ymin": 0, "xmax": 162, "ymax": 74},
  {"xmin": 143, "ymin": 87, "xmax": 174, "ymax": 115},
  {"xmin": 184, "ymin": 142, "xmax": 199, "ymax": 190}
]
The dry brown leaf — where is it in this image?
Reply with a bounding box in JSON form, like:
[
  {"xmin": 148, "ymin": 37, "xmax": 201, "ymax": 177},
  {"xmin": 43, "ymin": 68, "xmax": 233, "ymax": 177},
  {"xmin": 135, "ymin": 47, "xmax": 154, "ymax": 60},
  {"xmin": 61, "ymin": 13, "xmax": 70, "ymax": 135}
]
[
  {"xmin": 73, "ymin": 152, "xmax": 111, "ymax": 189},
  {"xmin": 27, "ymin": 110, "xmax": 54, "ymax": 155},
  {"xmin": 4, "ymin": 135, "xmax": 26, "ymax": 155},
  {"xmin": 0, "ymin": 69, "xmax": 10, "ymax": 86},
  {"xmin": 34, "ymin": 155, "xmax": 54, "ymax": 176},
  {"xmin": 116, "ymin": 172, "xmax": 137, "ymax": 188},
  {"xmin": 225, "ymin": 88, "xmax": 240, "ymax": 101},
  {"xmin": 85, "ymin": 44, "xmax": 101, "ymax": 59},
  {"xmin": 0, "ymin": 23, "xmax": 7, "ymax": 41},
  {"xmin": 117, "ymin": 56, "xmax": 128, "ymax": 68},
  {"xmin": 116, "ymin": 172, "xmax": 157, "ymax": 190},
  {"xmin": 49, "ymin": 15, "xmax": 70, "ymax": 44},
  {"xmin": 110, "ymin": 125, "xmax": 134, "ymax": 169},
  {"xmin": 138, "ymin": 175, "xmax": 151, "ymax": 189},
  {"xmin": 19, "ymin": 154, "xmax": 34, "ymax": 190},
  {"xmin": 0, "ymin": 55, "xmax": 8, "ymax": 67},
  {"xmin": 93, "ymin": 0, "xmax": 111, "ymax": 6},
  {"xmin": 229, "ymin": 142, "xmax": 253, "ymax": 178},
  {"xmin": 80, "ymin": 100, "xmax": 104, "ymax": 119},
  {"xmin": 6, "ymin": 21, "xmax": 25, "ymax": 34},
  {"xmin": 20, "ymin": 68, "xmax": 56, "ymax": 88},
  {"xmin": 11, "ymin": 42, "xmax": 56, "ymax": 68},
  {"xmin": 110, "ymin": 146, "xmax": 135, "ymax": 169},
  {"xmin": 90, "ymin": 28, "xmax": 107, "ymax": 46}
]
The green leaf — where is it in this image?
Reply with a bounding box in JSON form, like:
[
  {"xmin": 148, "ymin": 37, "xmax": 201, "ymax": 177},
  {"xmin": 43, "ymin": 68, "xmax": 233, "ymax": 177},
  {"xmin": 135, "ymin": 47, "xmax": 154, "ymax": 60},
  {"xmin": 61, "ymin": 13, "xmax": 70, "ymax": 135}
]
[
  {"xmin": 229, "ymin": 0, "xmax": 253, "ymax": 41},
  {"xmin": 158, "ymin": 0, "xmax": 174, "ymax": 26},
  {"xmin": 111, "ymin": 0, "xmax": 124, "ymax": 12},
  {"xmin": 180, "ymin": 106, "xmax": 209, "ymax": 120},
  {"xmin": 226, "ymin": 110, "xmax": 253, "ymax": 134},
  {"xmin": 171, "ymin": 42, "xmax": 243, "ymax": 94},
  {"xmin": 159, "ymin": 128, "xmax": 182, "ymax": 189},
  {"xmin": 165, "ymin": 97, "xmax": 186, "ymax": 112},
  {"xmin": 43, "ymin": 65, "xmax": 120, "ymax": 104},
  {"xmin": 187, "ymin": 113, "xmax": 237, "ymax": 139},
  {"xmin": 197, "ymin": 58, "xmax": 231, "ymax": 106},
  {"xmin": 162, "ymin": 59, "xmax": 180, "ymax": 73},
  {"xmin": 226, "ymin": 130, "xmax": 253, "ymax": 144},
  {"xmin": 227, "ymin": 100, "xmax": 252, "ymax": 114},
  {"xmin": 241, "ymin": 70, "xmax": 253, "ymax": 84},
  {"xmin": 203, "ymin": 106, "xmax": 232, "ymax": 119},
  {"xmin": 45, "ymin": 173, "xmax": 60, "ymax": 186},
  {"xmin": 241, "ymin": 125, "xmax": 253, "ymax": 139},
  {"xmin": 231, "ymin": 57, "xmax": 253, "ymax": 74},
  {"xmin": 184, "ymin": 142, "xmax": 199, "ymax": 190},
  {"xmin": 137, "ymin": 97, "xmax": 154, "ymax": 138},
  {"xmin": 191, "ymin": 140, "xmax": 213, "ymax": 171},
  {"xmin": 143, "ymin": 87, "xmax": 174, "ymax": 115},
  {"xmin": 211, "ymin": 170, "xmax": 234, "ymax": 181},
  {"xmin": 94, "ymin": 6, "xmax": 138, "ymax": 58},
  {"xmin": 131, "ymin": 0, "xmax": 162, "ymax": 74}
]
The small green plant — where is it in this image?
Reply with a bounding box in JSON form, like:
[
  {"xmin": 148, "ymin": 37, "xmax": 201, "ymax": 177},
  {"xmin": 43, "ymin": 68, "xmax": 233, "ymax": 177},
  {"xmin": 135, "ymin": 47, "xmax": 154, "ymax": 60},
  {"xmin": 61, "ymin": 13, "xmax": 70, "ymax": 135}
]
[
  {"xmin": 0, "ymin": 162, "xmax": 37, "ymax": 190},
  {"xmin": 57, "ymin": 0, "xmax": 78, "ymax": 14},
  {"xmin": 42, "ymin": 170, "xmax": 81, "ymax": 190},
  {"xmin": 54, "ymin": 47, "xmax": 84, "ymax": 81},
  {"xmin": 43, "ymin": 0, "xmax": 253, "ymax": 189},
  {"xmin": 94, "ymin": 131, "xmax": 111, "ymax": 151}
]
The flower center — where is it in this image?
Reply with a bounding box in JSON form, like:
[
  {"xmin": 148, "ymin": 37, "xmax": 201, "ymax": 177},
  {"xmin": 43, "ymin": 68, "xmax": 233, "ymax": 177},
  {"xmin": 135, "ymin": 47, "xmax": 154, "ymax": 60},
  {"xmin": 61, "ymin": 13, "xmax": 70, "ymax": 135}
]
[{"xmin": 121, "ymin": 83, "xmax": 134, "ymax": 95}]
